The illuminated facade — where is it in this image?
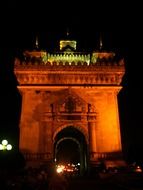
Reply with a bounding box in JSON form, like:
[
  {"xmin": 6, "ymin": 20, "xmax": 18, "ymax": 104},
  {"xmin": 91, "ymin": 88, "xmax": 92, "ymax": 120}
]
[{"xmin": 14, "ymin": 36, "xmax": 125, "ymax": 173}]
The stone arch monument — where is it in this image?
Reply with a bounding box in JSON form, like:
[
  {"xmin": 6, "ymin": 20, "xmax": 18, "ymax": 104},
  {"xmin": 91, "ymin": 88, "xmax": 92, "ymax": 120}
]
[{"xmin": 14, "ymin": 36, "xmax": 125, "ymax": 172}]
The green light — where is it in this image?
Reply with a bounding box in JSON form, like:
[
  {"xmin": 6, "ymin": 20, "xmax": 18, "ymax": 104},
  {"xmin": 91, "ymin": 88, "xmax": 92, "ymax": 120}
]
[
  {"xmin": 0, "ymin": 139, "xmax": 12, "ymax": 151},
  {"xmin": 0, "ymin": 144, "xmax": 3, "ymax": 150},
  {"xmin": 2, "ymin": 140, "xmax": 8, "ymax": 146},
  {"xmin": 6, "ymin": 144, "xmax": 12, "ymax": 150}
]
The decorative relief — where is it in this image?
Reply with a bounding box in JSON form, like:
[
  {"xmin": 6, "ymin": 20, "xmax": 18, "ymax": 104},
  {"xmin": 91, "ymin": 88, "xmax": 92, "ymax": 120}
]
[
  {"xmin": 57, "ymin": 91, "xmax": 84, "ymax": 113},
  {"xmin": 15, "ymin": 72, "xmax": 123, "ymax": 85},
  {"xmin": 40, "ymin": 89, "xmax": 94, "ymax": 122}
]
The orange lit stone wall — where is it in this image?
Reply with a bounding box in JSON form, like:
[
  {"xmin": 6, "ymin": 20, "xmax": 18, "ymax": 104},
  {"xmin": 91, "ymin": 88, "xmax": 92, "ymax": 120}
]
[
  {"xmin": 74, "ymin": 87, "xmax": 122, "ymax": 159},
  {"xmin": 93, "ymin": 88, "xmax": 122, "ymax": 153},
  {"xmin": 14, "ymin": 47, "xmax": 125, "ymax": 167},
  {"xmin": 18, "ymin": 86, "xmax": 122, "ymax": 163}
]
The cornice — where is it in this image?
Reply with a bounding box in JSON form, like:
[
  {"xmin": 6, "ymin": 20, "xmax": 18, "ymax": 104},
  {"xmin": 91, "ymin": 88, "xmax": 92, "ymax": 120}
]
[{"xmin": 14, "ymin": 56, "xmax": 125, "ymax": 86}]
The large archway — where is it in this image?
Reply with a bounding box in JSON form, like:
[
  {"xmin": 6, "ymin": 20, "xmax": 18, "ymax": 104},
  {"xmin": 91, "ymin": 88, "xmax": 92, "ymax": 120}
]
[{"xmin": 54, "ymin": 126, "xmax": 89, "ymax": 175}]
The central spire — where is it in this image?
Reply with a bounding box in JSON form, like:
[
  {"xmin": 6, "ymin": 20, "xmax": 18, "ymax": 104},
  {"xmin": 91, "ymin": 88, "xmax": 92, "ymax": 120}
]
[
  {"xmin": 59, "ymin": 28, "xmax": 77, "ymax": 51},
  {"xmin": 66, "ymin": 28, "xmax": 70, "ymax": 37},
  {"xmin": 99, "ymin": 33, "xmax": 103, "ymax": 50},
  {"xmin": 35, "ymin": 36, "xmax": 39, "ymax": 49}
]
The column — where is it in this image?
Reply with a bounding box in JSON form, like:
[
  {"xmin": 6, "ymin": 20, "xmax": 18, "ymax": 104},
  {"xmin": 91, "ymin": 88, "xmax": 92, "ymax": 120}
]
[{"xmin": 88, "ymin": 122, "xmax": 97, "ymax": 161}]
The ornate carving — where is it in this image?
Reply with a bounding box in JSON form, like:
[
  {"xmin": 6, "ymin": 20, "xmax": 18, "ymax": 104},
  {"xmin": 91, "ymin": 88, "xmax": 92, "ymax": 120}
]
[
  {"xmin": 14, "ymin": 48, "xmax": 125, "ymax": 86},
  {"xmin": 14, "ymin": 71, "xmax": 124, "ymax": 85},
  {"xmin": 40, "ymin": 89, "xmax": 96, "ymax": 122}
]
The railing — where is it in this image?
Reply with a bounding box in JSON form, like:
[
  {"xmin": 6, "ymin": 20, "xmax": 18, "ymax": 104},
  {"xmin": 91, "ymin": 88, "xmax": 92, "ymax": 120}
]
[
  {"xmin": 14, "ymin": 58, "xmax": 124, "ymax": 68},
  {"xmin": 23, "ymin": 152, "xmax": 51, "ymax": 161},
  {"xmin": 90, "ymin": 152, "xmax": 123, "ymax": 160}
]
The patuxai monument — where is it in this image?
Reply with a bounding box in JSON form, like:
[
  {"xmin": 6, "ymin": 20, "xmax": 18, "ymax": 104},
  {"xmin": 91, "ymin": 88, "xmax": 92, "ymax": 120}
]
[{"xmin": 14, "ymin": 34, "xmax": 125, "ymax": 175}]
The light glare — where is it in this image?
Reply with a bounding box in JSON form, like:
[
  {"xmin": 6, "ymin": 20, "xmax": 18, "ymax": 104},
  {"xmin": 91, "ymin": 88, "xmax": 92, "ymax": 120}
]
[
  {"xmin": 6, "ymin": 144, "xmax": 12, "ymax": 150},
  {"xmin": 2, "ymin": 140, "xmax": 8, "ymax": 146},
  {"xmin": 0, "ymin": 144, "xmax": 3, "ymax": 150}
]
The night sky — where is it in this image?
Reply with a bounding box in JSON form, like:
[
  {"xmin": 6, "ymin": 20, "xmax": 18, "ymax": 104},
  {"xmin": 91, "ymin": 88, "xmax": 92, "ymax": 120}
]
[{"xmin": 0, "ymin": 1, "xmax": 143, "ymax": 162}]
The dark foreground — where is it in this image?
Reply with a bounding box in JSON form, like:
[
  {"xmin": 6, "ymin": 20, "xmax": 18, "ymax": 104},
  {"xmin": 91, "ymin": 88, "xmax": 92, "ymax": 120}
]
[
  {"xmin": 1, "ymin": 168, "xmax": 143, "ymax": 190},
  {"xmin": 69, "ymin": 173, "xmax": 143, "ymax": 190}
]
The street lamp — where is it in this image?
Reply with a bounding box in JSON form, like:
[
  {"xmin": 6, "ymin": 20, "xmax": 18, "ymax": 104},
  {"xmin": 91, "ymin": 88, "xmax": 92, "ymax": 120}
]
[{"xmin": 0, "ymin": 139, "xmax": 12, "ymax": 151}]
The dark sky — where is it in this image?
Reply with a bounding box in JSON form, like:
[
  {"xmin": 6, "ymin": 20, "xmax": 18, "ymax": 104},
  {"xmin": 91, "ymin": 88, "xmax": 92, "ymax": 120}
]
[{"xmin": 0, "ymin": 1, "xmax": 143, "ymax": 161}]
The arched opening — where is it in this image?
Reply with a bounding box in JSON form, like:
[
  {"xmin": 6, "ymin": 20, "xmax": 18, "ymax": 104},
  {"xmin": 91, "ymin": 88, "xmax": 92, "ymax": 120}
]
[
  {"xmin": 55, "ymin": 138, "xmax": 80, "ymax": 165},
  {"xmin": 54, "ymin": 126, "xmax": 88, "ymax": 176}
]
